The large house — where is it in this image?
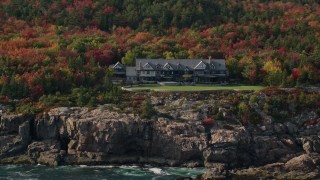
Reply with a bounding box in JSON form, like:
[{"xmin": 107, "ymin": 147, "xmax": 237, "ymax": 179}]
[{"xmin": 111, "ymin": 58, "xmax": 228, "ymax": 83}]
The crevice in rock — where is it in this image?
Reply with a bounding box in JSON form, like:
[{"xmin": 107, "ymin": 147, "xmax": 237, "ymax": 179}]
[
  {"xmin": 29, "ymin": 114, "xmax": 36, "ymax": 141},
  {"xmin": 59, "ymin": 135, "xmax": 70, "ymax": 152}
]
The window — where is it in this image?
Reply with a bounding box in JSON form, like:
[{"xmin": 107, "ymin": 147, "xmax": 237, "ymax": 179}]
[{"xmin": 147, "ymin": 71, "xmax": 150, "ymax": 74}]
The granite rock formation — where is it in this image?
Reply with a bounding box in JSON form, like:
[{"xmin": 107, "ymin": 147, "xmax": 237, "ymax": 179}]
[{"xmin": 0, "ymin": 90, "xmax": 319, "ymax": 179}]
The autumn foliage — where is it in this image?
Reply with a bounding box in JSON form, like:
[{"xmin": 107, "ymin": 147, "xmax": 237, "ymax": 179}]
[{"xmin": 0, "ymin": 0, "xmax": 319, "ymax": 110}]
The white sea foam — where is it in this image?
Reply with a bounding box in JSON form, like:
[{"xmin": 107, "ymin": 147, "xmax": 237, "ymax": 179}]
[
  {"xmin": 122, "ymin": 172, "xmax": 145, "ymax": 177},
  {"xmin": 149, "ymin": 168, "xmax": 167, "ymax": 175},
  {"xmin": 119, "ymin": 165, "xmax": 139, "ymax": 169},
  {"xmin": 0, "ymin": 165, "xmax": 204, "ymax": 179}
]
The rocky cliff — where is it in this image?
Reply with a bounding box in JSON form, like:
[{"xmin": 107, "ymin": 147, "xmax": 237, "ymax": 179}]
[
  {"xmin": 0, "ymin": 89, "xmax": 320, "ymax": 179},
  {"xmin": 0, "ymin": 107, "xmax": 207, "ymax": 167}
]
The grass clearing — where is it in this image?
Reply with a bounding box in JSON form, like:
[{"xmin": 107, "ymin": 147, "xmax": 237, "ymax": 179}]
[{"xmin": 126, "ymin": 85, "xmax": 265, "ymax": 91}]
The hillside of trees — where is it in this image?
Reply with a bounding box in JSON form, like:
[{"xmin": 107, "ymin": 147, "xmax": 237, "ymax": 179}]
[{"xmin": 0, "ymin": 0, "xmax": 319, "ymax": 111}]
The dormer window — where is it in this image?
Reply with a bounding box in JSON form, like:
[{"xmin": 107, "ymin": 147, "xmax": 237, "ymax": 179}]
[
  {"xmin": 195, "ymin": 61, "xmax": 207, "ymax": 70},
  {"xmin": 164, "ymin": 63, "xmax": 172, "ymax": 70},
  {"xmin": 143, "ymin": 63, "xmax": 153, "ymax": 70}
]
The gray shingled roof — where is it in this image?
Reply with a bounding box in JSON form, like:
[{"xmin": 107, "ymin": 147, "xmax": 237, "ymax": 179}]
[
  {"xmin": 125, "ymin": 66, "xmax": 137, "ymax": 76},
  {"xmin": 136, "ymin": 59, "xmax": 226, "ymax": 71}
]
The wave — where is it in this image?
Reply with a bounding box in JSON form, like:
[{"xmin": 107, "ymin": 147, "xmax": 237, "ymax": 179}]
[
  {"xmin": 148, "ymin": 168, "xmax": 168, "ymax": 175},
  {"xmin": 0, "ymin": 165, "xmax": 205, "ymax": 180},
  {"xmin": 119, "ymin": 165, "xmax": 139, "ymax": 169},
  {"xmin": 122, "ymin": 171, "xmax": 146, "ymax": 177}
]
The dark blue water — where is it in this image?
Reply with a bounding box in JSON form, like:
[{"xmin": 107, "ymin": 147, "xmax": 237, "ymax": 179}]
[{"xmin": 0, "ymin": 165, "xmax": 205, "ymax": 180}]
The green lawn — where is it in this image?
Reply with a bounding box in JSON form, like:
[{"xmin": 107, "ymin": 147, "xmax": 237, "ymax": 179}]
[{"xmin": 126, "ymin": 85, "xmax": 265, "ymax": 91}]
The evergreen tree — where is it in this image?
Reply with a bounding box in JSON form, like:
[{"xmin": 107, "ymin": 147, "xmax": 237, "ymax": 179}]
[{"xmin": 141, "ymin": 96, "xmax": 156, "ymax": 119}]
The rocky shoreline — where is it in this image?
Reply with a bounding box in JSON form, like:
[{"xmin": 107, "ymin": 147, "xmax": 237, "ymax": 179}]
[
  {"xmin": 0, "ymin": 107, "xmax": 206, "ymax": 167},
  {"xmin": 1, "ymin": 90, "xmax": 320, "ymax": 179}
]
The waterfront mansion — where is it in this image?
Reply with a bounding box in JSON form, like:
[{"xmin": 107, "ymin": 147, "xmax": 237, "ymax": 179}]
[{"xmin": 111, "ymin": 58, "xmax": 228, "ymax": 83}]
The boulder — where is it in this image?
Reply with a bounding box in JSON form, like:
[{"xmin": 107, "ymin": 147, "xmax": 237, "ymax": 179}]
[
  {"xmin": 27, "ymin": 140, "xmax": 62, "ymax": 166},
  {"xmin": 284, "ymin": 154, "xmax": 319, "ymax": 172}
]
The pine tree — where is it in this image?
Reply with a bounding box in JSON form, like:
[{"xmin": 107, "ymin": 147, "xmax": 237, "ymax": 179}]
[{"xmin": 141, "ymin": 96, "xmax": 156, "ymax": 119}]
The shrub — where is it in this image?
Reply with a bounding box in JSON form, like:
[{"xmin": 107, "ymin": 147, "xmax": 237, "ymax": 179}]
[
  {"xmin": 16, "ymin": 103, "xmax": 39, "ymax": 113},
  {"xmin": 249, "ymin": 95, "xmax": 258, "ymax": 104},
  {"xmin": 238, "ymin": 102, "xmax": 250, "ymax": 125}
]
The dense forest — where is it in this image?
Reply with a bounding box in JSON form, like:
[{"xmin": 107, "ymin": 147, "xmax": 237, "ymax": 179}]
[{"xmin": 0, "ymin": 0, "xmax": 319, "ymax": 111}]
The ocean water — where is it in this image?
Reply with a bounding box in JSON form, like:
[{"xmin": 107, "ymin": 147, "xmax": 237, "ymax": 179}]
[{"xmin": 0, "ymin": 165, "xmax": 205, "ymax": 180}]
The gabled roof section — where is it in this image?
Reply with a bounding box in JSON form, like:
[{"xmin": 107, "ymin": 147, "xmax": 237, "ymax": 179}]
[
  {"xmin": 195, "ymin": 61, "xmax": 207, "ymax": 70},
  {"xmin": 112, "ymin": 62, "xmax": 125, "ymax": 69},
  {"xmin": 163, "ymin": 62, "xmax": 177, "ymax": 70},
  {"xmin": 143, "ymin": 62, "xmax": 155, "ymax": 70},
  {"xmin": 163, "ymin": 63, "xmax": 174, "ymax": 70}
]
